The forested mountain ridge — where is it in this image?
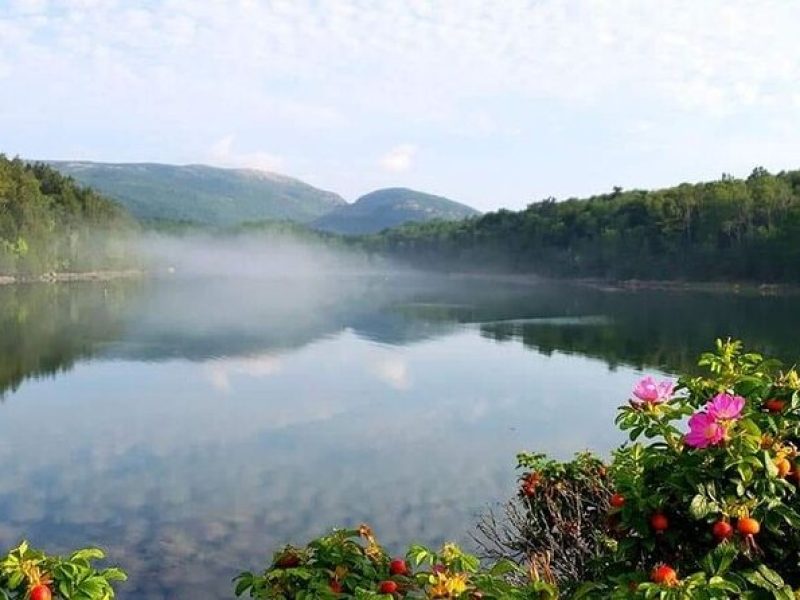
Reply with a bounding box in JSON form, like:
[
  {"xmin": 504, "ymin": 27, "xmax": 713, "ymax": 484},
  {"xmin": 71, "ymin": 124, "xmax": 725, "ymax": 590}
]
[
  {"xmin": 365, "ymin": 167, "xmax": 800, "ymax": 282},
  {"xmin": 311, "ymin": 187, "xmax": 479, "ymax": 234},
  {"xmin": 48, "ymin": 161, "xmax": 347, "ymax": 226},
  {"xmin": 0, "ymin": 155, "xmax": 134, "ymax": 275},
  {"xmin": 9, "ymin": 155, "xmax": 800, "ymax": 284}
]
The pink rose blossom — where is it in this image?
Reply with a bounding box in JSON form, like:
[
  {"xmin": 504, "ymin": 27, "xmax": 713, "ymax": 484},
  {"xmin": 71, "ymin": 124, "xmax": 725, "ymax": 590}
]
[
  {"xmin": 684, "ymin": 412, "xmax": 726, "ymax": 448},
  {"xmin": 706, "ymin": 393, "xmax": 745, "ymax": 421},
  {"xmin": 631, "ymin": 376, "xmax": 675, "ymax": 406}
]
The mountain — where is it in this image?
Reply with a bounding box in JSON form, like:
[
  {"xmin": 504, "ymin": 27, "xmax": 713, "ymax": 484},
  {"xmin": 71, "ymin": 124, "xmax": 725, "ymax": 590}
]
[
  {"xmin": 46, "ymin": 161, "xmax": 346, "ymax": 226},
  {"xmin": 311, "ymin": 188, "xmax": 480, "ymax": 235}
]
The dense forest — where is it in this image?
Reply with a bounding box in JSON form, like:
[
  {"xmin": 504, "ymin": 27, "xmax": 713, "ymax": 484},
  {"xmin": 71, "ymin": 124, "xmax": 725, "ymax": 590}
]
[
  {"xmin": 0, "ymin": 155, "xmax": 134, "ymax": 275},
  {"xmin": 364, "ymin": 167, "xmax": 800, "ymax": 282},
  {"xmin": 6, "ymin": 155, "xmax": 800, "ymax": 283}
]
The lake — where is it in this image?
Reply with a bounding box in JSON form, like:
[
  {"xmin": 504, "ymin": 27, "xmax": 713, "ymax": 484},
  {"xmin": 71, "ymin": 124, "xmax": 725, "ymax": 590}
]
[{"xmin": 1, "ymin": 274, "xmax": 799, "ymax": 599}]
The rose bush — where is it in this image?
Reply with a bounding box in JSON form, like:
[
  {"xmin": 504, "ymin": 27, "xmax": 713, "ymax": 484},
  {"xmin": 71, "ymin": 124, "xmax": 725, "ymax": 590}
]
[
  {"xmin": 576, "ymin": 338, "xmax": 800, "ymax": 598},
  {"xmin": 0, "ymin": 541, "xmax": 126, "ymax": 600},
  {"xmin": 234, "ymin": 525, "xmax": 558, "ymax": 599}
]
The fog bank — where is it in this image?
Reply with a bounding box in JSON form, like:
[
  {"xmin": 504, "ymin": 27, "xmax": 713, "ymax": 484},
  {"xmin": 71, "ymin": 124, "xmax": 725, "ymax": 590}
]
[{"xmin": 136, "ymin": 230, "xmax": 393, "ymax": 280}]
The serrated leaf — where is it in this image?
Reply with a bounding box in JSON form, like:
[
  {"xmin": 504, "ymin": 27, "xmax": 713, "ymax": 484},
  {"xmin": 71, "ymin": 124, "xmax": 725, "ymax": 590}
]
[{"xmin": 689, "ymin": 494, "xmax": 710, "ymax": 519}]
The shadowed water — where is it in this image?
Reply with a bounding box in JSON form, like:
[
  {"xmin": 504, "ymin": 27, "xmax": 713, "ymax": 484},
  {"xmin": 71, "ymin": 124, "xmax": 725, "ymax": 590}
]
[{"xmin": 1, "ymin": 275, "xmax": 799, "ymax": 598}]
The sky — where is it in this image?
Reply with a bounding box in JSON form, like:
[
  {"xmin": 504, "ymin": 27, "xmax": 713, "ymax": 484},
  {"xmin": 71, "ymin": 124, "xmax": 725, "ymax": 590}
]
[{"xmin": 2, "ymin": 0, "xmax": 800, "ymax": 211}]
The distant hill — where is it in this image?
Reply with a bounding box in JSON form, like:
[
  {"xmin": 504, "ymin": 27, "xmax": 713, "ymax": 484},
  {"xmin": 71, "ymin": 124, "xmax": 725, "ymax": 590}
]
[
  {"xmin": 47, "ymin": 161, "xmax": 346, "ymax": 226},
  {"xmin": 311, "ymin": 188, "xmax": 480, "ymax": 235}
]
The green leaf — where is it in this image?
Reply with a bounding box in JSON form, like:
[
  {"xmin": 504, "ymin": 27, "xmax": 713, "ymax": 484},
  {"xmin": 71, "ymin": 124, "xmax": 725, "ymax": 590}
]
[
  {"xmin": 689, "ymin": 494, "xmax": 711, "ymax": 519},
  {"xmin": 756, "ymin": 564, "xmax": 785, "ymax": 588},
  {"xmin": 234, "ymin": 575, "xmax": 253, "ymax": 596},
  {"xmin": 763, "ymin": 451, "xmax": 778, "ymax": 478},
  {"xmin": 100, "ymin": 568, "xmax": 128, "ymax": 582},
  {"xmin": 70, "ymin": 549, "xmax": 105, "ymax": 562},
  {"xmin": 488, "ymin": 559, "xmax": 518, "ymax": 577}
]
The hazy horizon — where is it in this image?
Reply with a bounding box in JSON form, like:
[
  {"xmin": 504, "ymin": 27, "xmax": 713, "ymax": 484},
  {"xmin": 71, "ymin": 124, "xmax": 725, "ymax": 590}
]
[{"xmin": 3, "ymin": 1, "xmax": 800, "ymax": 211}]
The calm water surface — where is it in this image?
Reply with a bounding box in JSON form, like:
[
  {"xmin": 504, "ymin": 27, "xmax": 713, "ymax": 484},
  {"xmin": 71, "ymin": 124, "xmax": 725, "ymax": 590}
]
[{"xmin": 1, "ymin": 275, "xmax": 799, "ymax": 598}]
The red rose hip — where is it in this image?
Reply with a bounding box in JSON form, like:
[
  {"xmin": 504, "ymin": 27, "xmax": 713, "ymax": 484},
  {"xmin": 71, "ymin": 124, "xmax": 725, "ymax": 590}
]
[
  {"xmin": 389, "ymin": 558, "xmax": 409, "ymax": 576},
  {"xmin": 764, "ymin": 399, "xmax": 786, "ymax": 413},
  {"xmin": 30, "ymin": 585, "xmax": 52, "ymax": 600},
  {"xmin": 275, "ymin": 555, "xmax": 300, "ymax": 568},
  {"xmin": 737, "ymin": 517, "xmax": 760, "ymax": 536},
  {"xmin": 712, "ymin": 520, "xmax": 733, "ymax": 541},
  {"xmin": 651, "ymin": 564, "xmax": 678, "ymax": 586},
  {"xmin": 650, "ymin": 513, "xmax": 668, "ymax": 532}
]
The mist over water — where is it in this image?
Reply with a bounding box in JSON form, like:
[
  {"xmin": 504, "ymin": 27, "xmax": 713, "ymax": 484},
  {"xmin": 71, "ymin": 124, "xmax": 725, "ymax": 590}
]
[
  {"xmin": 3, "ymin": 237, "xmax": 800, "ymax": 598},
  {"xmin": 136, "ymin": 230, "xmax": 391, "ymax": 280}
]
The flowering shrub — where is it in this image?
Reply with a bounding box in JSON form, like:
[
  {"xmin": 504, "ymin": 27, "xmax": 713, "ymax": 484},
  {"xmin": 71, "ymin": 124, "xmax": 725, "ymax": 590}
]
[
  {"xmin": 458, "ymin": 339, "xmax": 800, "ymax": 598},
  {"xmin": 0, "ymin": 541, "xmax": 126, "ymax": 599},
  {"xmin": 234, "ymin": 525, "xmax": 557, "ymax": 599},
  {"xmin": 580, "ymin": 338, "xmax": 800, "ymax": 598}
]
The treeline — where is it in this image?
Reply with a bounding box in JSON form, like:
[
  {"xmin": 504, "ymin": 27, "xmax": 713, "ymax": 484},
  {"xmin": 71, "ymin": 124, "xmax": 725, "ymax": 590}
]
[
  {"xmin": 0, "ymin": 155, "xmax": 135, "ymax": 275},
  {"xmin": 364, "ymin": 167, "xmax": 800, "ymax": 282}
]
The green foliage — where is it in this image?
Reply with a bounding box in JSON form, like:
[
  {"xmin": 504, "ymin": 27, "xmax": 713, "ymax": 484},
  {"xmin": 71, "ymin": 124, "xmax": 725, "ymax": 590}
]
[
  {"xmin": 0, "ymin": 541, "xmax": 126, "ymax": 599},
  {"xmin": 234, "ymin": 526, "xmax": 557, "ymax": 599},
  {"xmin": 363, "ymin": 167, "xmax": 800, "ymax": 282},
  {"xmin": 0, "ymin": 155, "xmax": 135, "ymax": 275},
  {"xmin": 575, "ymin": 339, "xmax": 800, "ymax": 598},
  {"xmin": 447, "ymin": 339, "xmax": 800, "ymax": 598}
]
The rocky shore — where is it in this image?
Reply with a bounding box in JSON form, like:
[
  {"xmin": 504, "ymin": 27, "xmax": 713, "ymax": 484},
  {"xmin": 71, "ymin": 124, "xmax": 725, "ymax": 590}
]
[{"xmin": 0, "ymin": 269, "xmax": 144, "ymax": 285}]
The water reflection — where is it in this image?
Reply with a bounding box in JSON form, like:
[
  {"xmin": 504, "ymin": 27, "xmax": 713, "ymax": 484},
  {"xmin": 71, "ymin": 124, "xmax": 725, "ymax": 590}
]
[
  {"xmin": 1, "ymin": 276, "xmax": 800, "ymax": 599},
  {"xmin": 476, "ymin": 285, "xmax": 800, "ymax": 372},
  {"xmin": 4, "ymin": 277, "xmax": 800, "ymax": 397},
  {"xmin": 0, "ymin": 283, "xmax": 131, "ymax": 397}
]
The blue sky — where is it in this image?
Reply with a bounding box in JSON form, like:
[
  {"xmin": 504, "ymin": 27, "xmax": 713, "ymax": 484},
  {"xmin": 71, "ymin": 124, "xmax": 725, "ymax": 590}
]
[{"xmin": 2, "ymin": 0, "xmax": 800, "ymax": 211}]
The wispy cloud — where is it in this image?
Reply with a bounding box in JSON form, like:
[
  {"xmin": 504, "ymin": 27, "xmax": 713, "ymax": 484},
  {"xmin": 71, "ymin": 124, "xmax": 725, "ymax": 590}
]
[
  {"xmin": 379, "ymin": 144, "xmax": 416, "ymax": 173},
  {"xmin": 372, "ymin": 357, "xmax": 411, "ymax": 391},
  {"xmin": 2, "ymin": 1, "xmax": 800, "ymax": 208},
  {"xmin": 205, "ymin": 354, "xmax": 283, "ymax": 393},
  {"xmin": 209, "ymin": 135, "xmax": 285, "ymax": 173}
]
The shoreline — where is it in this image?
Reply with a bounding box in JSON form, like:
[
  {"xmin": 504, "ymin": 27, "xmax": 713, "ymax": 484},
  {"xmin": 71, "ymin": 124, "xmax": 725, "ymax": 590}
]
[
  {"xmin": 574, "ymin": 277, "xmax": 800, "ymax": 296},
  {"xmin": 443, "ymin": 272, "xmax": 800, "ymax": 296},
  {"xmin": 1, "ymin": 268, "xmax": 797, "ymax": 296},
  {"xmin": 0, "ymin": 269, "xmax": 145, "ymax": 286}
]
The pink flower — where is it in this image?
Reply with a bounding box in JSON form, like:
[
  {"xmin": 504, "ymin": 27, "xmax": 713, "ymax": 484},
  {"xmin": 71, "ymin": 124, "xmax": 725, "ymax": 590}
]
[
  {"xmin": 684, "ymin": 412, "xmax": 726, "ymax": 448},
  {"xmin": 631, "ymin": 376, "xmax": 675, "ymax": 406},
  {"xmin": 706, "ymin": 393, "xmax": 745, "ymax": 421}
]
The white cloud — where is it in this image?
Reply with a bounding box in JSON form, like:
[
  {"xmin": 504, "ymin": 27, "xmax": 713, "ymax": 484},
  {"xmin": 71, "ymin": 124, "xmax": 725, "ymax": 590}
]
[
  {"xmin": 380, "ymin": 144, "xmax": 416, "ymax": 173},
  {"xmin": 3, "ymin": 1, "xmax": 800, "ymax": 204},
  {"xmin": 205, "ymin": 354, "xmax": 283, "ymax": 393},
  {"xmin": 8, "ymin": 1, "xmax": 799, "ymax": 122},
  {"xmin": 372, "ymin": 357, "xmax": 411, "ymax": 390},
  {"xmin": 209, "ymin": 135, "xmax": 285, "ymax": 173},
  {"xmin": 8, "ymin": 0, "xmax": 48, "ymax": 14}
]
